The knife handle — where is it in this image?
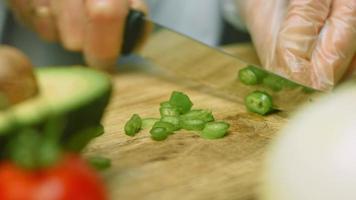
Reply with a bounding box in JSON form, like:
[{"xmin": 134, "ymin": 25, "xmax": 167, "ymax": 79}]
[{"xmin": 121, "ymin": 9, "xmax": 145, "ymax": 55}]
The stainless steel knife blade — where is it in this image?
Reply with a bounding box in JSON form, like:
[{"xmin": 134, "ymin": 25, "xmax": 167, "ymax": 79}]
[{"xmin": 124, "ymin": 17, "xmax": 320, "ymax": 112}]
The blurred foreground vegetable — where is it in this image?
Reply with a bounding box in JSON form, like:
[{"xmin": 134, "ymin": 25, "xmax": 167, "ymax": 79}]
[
  {"xmin": 260, "ymin": 82, "xmax": 356, "ymax": 200},
  {"xmin": 0, "ymin": 154, "xmax": 107, "ymax": 200}
]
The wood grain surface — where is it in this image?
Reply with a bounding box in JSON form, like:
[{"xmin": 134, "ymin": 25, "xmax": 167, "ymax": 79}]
[{"xmin": 84, "ymin": 33, "xmax": 288, "ymax": 200}]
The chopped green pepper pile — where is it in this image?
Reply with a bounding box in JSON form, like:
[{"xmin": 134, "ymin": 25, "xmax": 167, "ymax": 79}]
[{"xmin": 124, "ymin": 91, "xmax": 230, "ymax": 141}]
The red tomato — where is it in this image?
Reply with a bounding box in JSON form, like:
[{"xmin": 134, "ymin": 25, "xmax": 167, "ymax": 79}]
[{"xmin": 0, "ymin": 154, "xmax": 107, "ymax": 200}]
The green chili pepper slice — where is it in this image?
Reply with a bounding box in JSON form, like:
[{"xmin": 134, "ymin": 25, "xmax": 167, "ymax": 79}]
[
  {"xmin": 244, "ymin": 91, "xmax": 274, "ymax": 115},
  {"xmin": 201, "ymin": 122, "xmax": 230, "ymax": 139},
  {"xmin": 180, "ymin": 109, "xmax": 214, "ymax": 123},
  {"xmin": 262, "ymin": 75, "xmax": 286, "ymax": 91},
  {"xmin": 142, "ymin": 118, "xmax": 159, "ymax": 129},
  {"xmin": 150, "ymin": 127, "xmax": 169, "ymax": 141},
  {"xmin": 161, "ymin": 116, "xmax": 180, "ymax": 131},
  {"xmin": 88, "ymin": 156, "xmax": 112, "ymax": 171},
  {"xmin": 153, "ymin": 121, "xmax": 175, "ymax": 134},
  {"xmin": 159, "ymin": 107, "xmax": 180, "ymax": 117},
  {"xmin": 180, "ymin": 119, "xmax": 205, "ymax": 131},
  {"xmin": 169, "ymin": 91, "xmax": 193, "ymax": 114},
  {"xmin": 124, "ymin": 114, "xmax": 142, "ymax": 136},
  {"xmin": 238, "ymin": 65, "xmax": 267, "ymax": 85}
]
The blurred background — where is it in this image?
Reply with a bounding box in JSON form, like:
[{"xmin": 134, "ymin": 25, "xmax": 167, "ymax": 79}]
[{"xmin": 0, "ymin": 0, "xmax": 251, "ymax": 67}]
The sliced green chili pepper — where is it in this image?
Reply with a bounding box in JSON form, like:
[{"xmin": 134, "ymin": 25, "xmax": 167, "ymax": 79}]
[
  {"xmin": 262, "ymin": 75, "xmax": 286, "ymax": 91},
  {"xmin": 262, "ymin": 74, "xmax": 299, "ymax": 91},
  {"xmin": 180, "ymin": 109, "xmax": 214, "ymax": 123},
  {"xmin": 238, "ymin": 65, "xmax": 267, "ymax": 85},
  {"xmin": 153, "ymin": 121, "xmax": 175, "ymax": 134},
  {"xmin": 169, "ymin": 91, "xmax": 193, "ymax": 114},
  {"xmin": 245, "ymin": 91, "xmax": 274, "ymax": 115},
  {"xmin": 180, "ymin": 119, "xmax": 205, "ymax": 131},
  {"xmin": 150, "ymin": 127, "xmax": 169, "ymax": 141},
  {"xmin": 159, "ymin": 106, "xmax": 180, "ymax": 117},
  {"xmin": 161, "ymin": 116, "xmax": 180, "ymax": 131},
  {"xmin": 124, "ymin": 114, "xmax": 142, "ymax": 136},
  {"xmin": 142, "ymin": 118, "xmax": 159, "ymax": 129},
  {"xmin": 88, "ymin": 156, "xmax": 112, "ymax": 171},
  {"xmin": 160, "ymin": 101, "xmax": 172, "ymax": 108},
  {"xmin": 201, "ymin": 122, "xmax": 230, "ymax": 139}
]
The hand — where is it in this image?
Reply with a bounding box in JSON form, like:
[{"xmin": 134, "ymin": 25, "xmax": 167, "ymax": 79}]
[
  {"xmin": 236, "ymin": 0, "xmax": 356, "ymax": 90},
  {"xmin": 8, "ymin": 0, "xmax": 148, "ymax": 72},
  {"xmin": 0, "ymin": 45, "xmax": 38, "ymax": 106}
]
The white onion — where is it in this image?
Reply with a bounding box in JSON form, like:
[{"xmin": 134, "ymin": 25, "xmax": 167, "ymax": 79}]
[{"xmin": 260, "ymin": 82, "xmax": 356, "ymax": 200}]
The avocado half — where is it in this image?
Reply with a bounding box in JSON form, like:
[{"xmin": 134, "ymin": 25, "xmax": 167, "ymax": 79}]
[{"xmin": 0, "ymin": 66, "xmax": 112, "ymax": 142}]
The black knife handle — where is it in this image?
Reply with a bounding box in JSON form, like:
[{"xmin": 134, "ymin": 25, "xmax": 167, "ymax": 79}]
[{"xmin": 121, "ymin": 9, "xmax": 145, "ymax": 55}]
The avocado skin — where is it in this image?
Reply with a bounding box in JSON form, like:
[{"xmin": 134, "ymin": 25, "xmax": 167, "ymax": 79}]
[
  {"xmin": 0, "ymin": 67, "xmax": 113, "ymax": 154},
  {"xmin": 60, "ymin": 84, "xmax": 112, "ymax": 143}
]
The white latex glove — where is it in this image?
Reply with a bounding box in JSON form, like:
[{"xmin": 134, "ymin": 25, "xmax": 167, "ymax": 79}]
[
  {"xmin": 236, "ymin": 0, "xmax": 356, "ymax": 91},
  {"xmin": 8, "ymin": 0, "xmax": 148, "ymax": 72}
]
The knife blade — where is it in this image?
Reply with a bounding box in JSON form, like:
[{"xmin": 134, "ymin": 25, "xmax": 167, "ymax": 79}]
[{"xmin": 121, "ymin": 10, "xmax": 320, "ymax": 112}]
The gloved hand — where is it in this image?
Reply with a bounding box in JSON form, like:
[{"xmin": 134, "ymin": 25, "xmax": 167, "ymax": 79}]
[
  {"xmin": 7, "ymin": 0, "xmax": 148, "ymax": 72},
  {"xmin": 236, "ymin": 0, "xmax": 356, "ymax": 91},
  {"xmin": 0, "ymin": 45, "xmax": 38, "ymax": 106}
]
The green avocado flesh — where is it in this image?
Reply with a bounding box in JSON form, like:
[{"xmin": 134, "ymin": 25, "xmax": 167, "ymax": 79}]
[{"xmin": 0, "ymin": 66, "xmax": 112, "ymax": 142}]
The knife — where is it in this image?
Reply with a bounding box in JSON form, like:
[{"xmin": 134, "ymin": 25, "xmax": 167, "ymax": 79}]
[{"xmin": 121, "ymin": 10, "xmax": 320, "ymax": 112}]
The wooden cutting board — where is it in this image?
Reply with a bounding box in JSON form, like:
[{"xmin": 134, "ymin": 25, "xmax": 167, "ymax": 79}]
[{"xmin": 84, "ymin": 33, "xmax": 289, "ymax": 200}]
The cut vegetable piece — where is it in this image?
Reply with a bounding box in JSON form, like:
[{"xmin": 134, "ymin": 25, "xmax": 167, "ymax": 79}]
[
  {"xmin": 0, "ymin": 66, "xmax": 112, "ymax": 142},
  {"xmin": 180, "ymin": 109, "xmax": 214, "ymax": 123},
  {"xmin": 262, "ymin": 74, "xmax": 299, "ymax": 91},
  {"xmin": 238, "ymin": 65, "xmax": 267, "ymax": 85},
  {"xmin": 161, "ymin": 116, "xmax": 180, "ymax": 131},
  {"xmin": 36, "ymin": 67, "xmax": 112, "ymax": 139},
  {"xmin": 201, "ymin": 122, "xmax": 230, "ymax": 139},
  {"xmin": 150, "ymin": 127, "xmax": 169, "ymax": 141},
  {"xmin": 160, "ymin": 101, "xmax": 172, "ymax": 108},
  {"xmin": 88, "ymin": 156, "xmax": 111, "ymax": 171},
  {"xmin": 180, "ymin": 119, "xmax": 205, "ymax": 131},
  {"xmin": 153, "ymin": 121, "xmax": 175, "ymax": 134},
  {"xmin": 262, "ymin": 75, "xmax": 285, "ymax": 91},
  {"xmin": 142, "ymin": 118, "xmax": 159, "ymax": 129},
  {"xmin": 124, "ymin": 114, "xmax": 142, "ymax": 136},
  {"xmin": 169, "ymin": 91, "xmax": 193, "ymax": 114},
  {"xmin": 159, "ymin": 106, "xmax": 180, "ymax": 117},
  {"xmin": 245, "ymin": 91, "xmax": 274, "ymax": 115}
]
